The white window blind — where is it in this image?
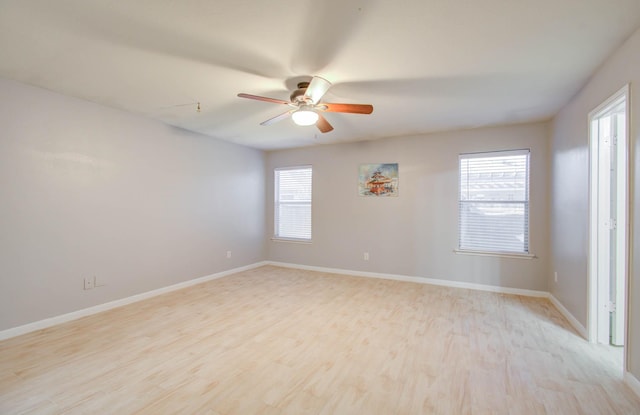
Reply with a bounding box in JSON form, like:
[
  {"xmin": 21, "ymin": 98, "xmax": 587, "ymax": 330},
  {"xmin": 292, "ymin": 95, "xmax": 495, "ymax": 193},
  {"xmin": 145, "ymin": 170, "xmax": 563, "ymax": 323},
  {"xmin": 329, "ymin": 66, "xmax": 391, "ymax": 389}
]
[
  {"xmin": 274, "ymin": 166, "xmax": 312, "ymax": 241},
  {"xmin": 458, "ymin": 150, "xmax": 530, "ymax": 254}
]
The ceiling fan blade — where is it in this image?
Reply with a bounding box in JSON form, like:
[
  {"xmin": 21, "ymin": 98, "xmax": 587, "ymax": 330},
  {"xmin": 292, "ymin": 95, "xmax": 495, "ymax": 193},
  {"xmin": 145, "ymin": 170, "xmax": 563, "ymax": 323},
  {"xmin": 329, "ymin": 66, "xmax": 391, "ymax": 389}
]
[
  {"xmin": 260, "ymin": 110, "xmax": 294, "ymax": 126},
  {"xmin": 316, "ymin": 113, "xmax": 334, "ymax": 133},
  {"xmin": 238, "ymin": 93, "xmax": 291, "ymax": 106},
  {"xmin": 304, "ymin": 76, "xmax": 332, "ymax": 104},
  {"xmin": 322, "ymin": 103, "xmax": 374, "ymax": 114}
]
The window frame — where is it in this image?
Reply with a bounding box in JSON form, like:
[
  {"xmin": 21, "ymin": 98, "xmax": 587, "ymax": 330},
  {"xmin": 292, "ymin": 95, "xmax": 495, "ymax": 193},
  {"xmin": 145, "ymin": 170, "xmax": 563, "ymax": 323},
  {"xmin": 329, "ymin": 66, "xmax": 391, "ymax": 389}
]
[
  {"xmin": 273, "ymin": 165, "xmax": 313, "ymax": 243},
  {"xmin": 456, "ymin": 149, "xmax": 534, "ymax": 258}
]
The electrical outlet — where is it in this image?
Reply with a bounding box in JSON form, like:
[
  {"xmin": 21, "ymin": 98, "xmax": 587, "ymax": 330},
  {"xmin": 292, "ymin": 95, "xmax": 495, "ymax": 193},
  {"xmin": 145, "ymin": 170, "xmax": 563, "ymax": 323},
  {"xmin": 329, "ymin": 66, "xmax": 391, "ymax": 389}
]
[
  {"xmin": 554, "ymin": 271, "xmax": 558, "ymax": 283},
  {"xmin": 363, "ymin": 252, "xmax": 369, "ymax": 261},
  {"xmin": 226, "ymin": 251, "xmax": 232, "ymax": 259},
  {"xmin": 83, "ymin": 277, "xmax": 94, "ymax": 290}
]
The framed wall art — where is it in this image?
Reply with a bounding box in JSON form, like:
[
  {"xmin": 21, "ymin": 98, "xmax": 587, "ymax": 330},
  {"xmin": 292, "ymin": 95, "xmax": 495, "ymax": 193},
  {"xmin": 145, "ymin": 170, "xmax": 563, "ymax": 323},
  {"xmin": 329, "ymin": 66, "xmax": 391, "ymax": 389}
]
[{"xmin": 358, "ymin": 163, "xmax": 399, "ymax": 197}]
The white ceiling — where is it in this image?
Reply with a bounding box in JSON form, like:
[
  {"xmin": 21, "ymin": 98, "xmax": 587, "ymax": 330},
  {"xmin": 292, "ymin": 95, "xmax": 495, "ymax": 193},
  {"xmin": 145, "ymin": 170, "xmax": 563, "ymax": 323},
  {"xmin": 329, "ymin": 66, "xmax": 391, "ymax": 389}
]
[{"xmin": 1, "ymin": 1, "xmax": 639, "ymax": 150}]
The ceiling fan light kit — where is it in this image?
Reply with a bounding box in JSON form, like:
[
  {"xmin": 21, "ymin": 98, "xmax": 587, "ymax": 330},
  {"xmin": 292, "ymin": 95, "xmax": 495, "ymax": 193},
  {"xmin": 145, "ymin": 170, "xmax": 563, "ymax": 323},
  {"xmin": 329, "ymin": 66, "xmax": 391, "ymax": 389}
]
[
  {"xmin": 291, "ymin": 107, "xmax": 319, "ymax": 126},
  {"xmin": 238, "ymin": 76, "xmax": 373, "ymax": 133}
]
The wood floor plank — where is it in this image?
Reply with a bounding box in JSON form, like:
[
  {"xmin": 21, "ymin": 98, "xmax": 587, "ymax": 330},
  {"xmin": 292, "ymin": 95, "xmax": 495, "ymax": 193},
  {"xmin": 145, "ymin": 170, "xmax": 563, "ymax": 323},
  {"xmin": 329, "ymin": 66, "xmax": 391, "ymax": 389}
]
[{"xmin": 1, "ymin": 265, "xmax": 638, "ymax": 414}]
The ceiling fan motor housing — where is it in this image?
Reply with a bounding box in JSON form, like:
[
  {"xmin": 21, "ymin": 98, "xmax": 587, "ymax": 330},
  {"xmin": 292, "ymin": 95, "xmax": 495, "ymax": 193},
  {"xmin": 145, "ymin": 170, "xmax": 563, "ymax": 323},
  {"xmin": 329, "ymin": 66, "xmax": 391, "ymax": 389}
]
[{"xmin": 290, "ymin": 82, "xmax": 311, "ymax": 103}]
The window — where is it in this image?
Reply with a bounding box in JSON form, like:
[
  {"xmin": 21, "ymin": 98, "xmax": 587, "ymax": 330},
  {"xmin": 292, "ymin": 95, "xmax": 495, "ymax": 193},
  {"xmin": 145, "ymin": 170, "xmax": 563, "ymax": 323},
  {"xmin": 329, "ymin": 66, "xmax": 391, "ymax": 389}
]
[
  {"xmin": 458, "ymin": 150, "xmax": 530, "ymax": 254},
  {"xmin": 274, "ymin": 166, "xmax": 312, "ymax": 241}
]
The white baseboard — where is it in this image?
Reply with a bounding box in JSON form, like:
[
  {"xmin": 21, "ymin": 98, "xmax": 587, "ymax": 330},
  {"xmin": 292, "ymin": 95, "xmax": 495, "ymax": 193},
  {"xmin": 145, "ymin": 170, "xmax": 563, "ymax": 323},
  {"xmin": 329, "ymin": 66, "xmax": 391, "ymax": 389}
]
[
  {"xmin": 266, "ymin": 261, "xmax": 549, "ymax": 298},
  {"xmin": 547, "ymin": 294, "xmax": 588, "ymax": 339},
  {"xmin": 1, "ymin": 261, "xmax": 590, "ymax": 345},
  {"xmin": 267, "ymin": 262, "xmax": 594, "ymax": 339},
  {"xmin": 624, "ymin": 371, "xmax": 640, "ymax": 400},
  {"xmin": 0, "ymin": 261, "xmax": 268, "ymax": 341}
]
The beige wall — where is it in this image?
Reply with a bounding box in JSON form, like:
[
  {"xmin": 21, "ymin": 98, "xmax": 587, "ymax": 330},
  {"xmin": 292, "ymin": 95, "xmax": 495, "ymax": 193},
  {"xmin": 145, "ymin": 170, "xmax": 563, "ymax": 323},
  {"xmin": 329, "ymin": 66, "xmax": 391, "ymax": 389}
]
[
  {"xmin": 267, "ymin": 122, "xmax": 550, "ymax": 291},
  {"xmin": 0, "ymin": 79, "xmax": 266, "ymax": 331},
  {"xmin": 550, "ymin": 27, "xmax": 640, "ymax": 378}
]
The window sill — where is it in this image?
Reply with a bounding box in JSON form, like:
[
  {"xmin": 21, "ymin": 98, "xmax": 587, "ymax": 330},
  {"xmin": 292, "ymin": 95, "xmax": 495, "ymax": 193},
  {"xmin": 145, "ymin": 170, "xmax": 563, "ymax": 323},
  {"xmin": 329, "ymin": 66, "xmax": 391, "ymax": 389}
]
[
  {"xmin": 453, "ymin": 249, "xmax": 536, "ymax": 259},
  {"xmin": 271, "ymin": 237, "xmax": 312, "ymax": 244}
]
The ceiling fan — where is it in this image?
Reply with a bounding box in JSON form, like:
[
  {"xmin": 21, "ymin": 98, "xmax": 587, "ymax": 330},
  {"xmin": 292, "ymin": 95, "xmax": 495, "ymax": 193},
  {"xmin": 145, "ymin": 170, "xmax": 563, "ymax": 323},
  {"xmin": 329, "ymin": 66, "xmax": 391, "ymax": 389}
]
[{"xmin": 237, "ymin": 76, "xmax": 373, "ymax": 133}]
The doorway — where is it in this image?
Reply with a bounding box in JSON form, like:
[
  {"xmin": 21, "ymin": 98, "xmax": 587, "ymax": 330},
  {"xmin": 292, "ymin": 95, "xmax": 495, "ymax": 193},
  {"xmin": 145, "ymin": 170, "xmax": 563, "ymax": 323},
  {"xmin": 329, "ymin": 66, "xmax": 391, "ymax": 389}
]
[{"xmin": 588, "ymin": 85, "xmax": 628, "ymax": 355}]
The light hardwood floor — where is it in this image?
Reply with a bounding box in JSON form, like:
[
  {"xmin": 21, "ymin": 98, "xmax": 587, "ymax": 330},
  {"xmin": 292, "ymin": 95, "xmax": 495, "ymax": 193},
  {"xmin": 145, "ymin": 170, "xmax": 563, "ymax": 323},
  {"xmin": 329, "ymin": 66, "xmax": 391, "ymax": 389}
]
[{"xmin": 1, "ymin": 265, "xmax": 639, "ymax": 414}]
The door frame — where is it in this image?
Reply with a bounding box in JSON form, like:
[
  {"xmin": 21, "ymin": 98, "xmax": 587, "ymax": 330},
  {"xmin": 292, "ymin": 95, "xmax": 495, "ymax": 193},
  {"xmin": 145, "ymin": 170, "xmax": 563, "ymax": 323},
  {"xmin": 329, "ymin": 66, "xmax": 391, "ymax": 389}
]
[{"xmin": 587, "ymin": 84, "xmax": 630, "ymax": 360}]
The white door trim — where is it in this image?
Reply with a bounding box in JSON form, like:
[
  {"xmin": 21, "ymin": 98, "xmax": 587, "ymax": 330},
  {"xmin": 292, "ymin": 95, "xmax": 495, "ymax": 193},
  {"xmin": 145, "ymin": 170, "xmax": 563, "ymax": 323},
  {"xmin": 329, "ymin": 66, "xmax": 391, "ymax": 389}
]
[{"xmin": 587, "ymin": 83, "xmax": 630, "ymax": 366}]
